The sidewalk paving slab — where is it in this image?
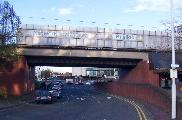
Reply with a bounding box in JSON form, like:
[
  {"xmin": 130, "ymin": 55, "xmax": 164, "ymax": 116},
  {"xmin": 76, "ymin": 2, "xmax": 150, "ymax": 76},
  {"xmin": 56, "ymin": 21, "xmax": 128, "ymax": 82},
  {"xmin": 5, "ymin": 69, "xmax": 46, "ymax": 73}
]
[{"xmin": 0, "ymin": 93, "xmax": 34, "ymax": 110}]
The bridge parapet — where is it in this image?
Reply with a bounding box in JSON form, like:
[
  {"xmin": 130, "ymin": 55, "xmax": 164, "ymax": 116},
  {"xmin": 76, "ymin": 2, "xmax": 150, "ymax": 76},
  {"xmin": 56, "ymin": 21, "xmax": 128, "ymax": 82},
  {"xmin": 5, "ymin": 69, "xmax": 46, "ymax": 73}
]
[{"xmin": 16, "ymin": 24, "xmax": 179, "ymax": 50}]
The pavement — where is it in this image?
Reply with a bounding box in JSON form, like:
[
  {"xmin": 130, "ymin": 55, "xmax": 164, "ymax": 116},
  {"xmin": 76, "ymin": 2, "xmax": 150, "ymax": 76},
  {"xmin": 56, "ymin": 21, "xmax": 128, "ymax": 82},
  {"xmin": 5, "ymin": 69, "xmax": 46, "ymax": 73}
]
[
  {"xmin": 0, "ymin": 93, "xmax": 34, "ymax": 111},
  {"xmin": 143, "ymin": 88, "xmax": 182, "ymax": 120},
  {"xmin": 140, "ymin": 100, "xmax": 171, "ymax": 120},
  {"xmin": 164, "ymin": 88, "xmax": 182, "ymax": 100}
]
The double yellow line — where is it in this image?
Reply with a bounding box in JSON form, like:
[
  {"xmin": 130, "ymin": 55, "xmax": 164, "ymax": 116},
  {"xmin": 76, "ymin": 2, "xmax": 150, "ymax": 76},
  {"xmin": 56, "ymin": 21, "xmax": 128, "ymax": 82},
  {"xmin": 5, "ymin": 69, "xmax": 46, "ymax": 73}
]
[
  {"xmin": 127, "ymin": 100, "xmax": 147, "ymax": 120},
  {"xmin": 112, "ymin": 95, "xmax": 147, "ymax": 120}
]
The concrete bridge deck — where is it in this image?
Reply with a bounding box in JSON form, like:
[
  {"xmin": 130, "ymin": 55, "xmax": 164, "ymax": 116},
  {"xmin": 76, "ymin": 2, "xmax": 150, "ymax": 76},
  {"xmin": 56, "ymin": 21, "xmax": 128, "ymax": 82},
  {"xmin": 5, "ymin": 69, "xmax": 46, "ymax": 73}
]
[
  {"xmin": 19, "ymin": 47, "xmax": 149, "ymax": 67},
  {"xmin": 20, "ymin": 47, "xmax": 149, "ymax": 60}
]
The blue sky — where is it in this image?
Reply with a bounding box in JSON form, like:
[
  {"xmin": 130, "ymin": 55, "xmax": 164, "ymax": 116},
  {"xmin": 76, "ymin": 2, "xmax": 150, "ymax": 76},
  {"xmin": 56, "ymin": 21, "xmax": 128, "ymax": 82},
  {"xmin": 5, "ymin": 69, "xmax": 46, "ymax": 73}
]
[{"xmin": 5, "ymin": 0, "xmax": 182, "ymax": 31}]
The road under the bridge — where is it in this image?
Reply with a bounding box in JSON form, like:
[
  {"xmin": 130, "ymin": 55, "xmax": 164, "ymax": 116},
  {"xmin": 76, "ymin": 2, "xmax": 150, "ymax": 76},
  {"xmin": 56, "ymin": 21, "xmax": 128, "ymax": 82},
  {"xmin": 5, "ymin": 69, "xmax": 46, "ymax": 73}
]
[{"xmin": 0, "ymin": 84, "xmax": 151, "ymax": 120}]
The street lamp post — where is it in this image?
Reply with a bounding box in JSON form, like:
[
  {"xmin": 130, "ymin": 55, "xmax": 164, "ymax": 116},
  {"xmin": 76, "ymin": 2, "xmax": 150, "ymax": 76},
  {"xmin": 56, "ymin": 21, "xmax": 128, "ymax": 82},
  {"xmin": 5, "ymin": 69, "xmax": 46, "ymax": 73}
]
[{"xmin": 170, "ymin": 0, "xmax": 179, "ymax": 119}]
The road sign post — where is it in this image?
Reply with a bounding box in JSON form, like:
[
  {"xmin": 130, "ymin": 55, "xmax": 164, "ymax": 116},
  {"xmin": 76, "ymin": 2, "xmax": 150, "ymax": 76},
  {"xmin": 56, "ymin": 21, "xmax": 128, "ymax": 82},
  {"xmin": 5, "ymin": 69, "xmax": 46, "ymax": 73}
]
[{"xmin": 170, "ymin": 0, "xmax": 179, "ymax": 119}]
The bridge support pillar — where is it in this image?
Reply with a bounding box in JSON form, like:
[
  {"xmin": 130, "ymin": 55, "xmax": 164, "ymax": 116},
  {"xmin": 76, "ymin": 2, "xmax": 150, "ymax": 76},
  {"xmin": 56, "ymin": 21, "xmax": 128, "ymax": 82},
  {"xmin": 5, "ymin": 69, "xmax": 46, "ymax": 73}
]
[
  {"xmin": 123, "ymin": 61, "xmax": 160, "ymax": 87},
  {"xmin": 0, "ymin": 57, "xmax": 35, "ymax": 96}
]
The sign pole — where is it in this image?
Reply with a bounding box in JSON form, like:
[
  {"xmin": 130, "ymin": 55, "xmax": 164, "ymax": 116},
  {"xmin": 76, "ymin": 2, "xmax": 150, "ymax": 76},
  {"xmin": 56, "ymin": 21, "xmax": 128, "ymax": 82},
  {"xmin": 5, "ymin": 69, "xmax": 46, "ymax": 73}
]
[{"xmin": 170, "ymin": 0, "xmax": 179, "ymax": 119}]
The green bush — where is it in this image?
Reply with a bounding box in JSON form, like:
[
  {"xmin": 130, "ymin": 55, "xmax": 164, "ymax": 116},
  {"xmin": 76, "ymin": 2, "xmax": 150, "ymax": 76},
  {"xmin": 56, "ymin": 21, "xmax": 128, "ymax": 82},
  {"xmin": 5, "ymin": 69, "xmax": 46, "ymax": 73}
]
[{"xmin": 0, "ymin": 45, "xmax": 22, "ymax": 69}]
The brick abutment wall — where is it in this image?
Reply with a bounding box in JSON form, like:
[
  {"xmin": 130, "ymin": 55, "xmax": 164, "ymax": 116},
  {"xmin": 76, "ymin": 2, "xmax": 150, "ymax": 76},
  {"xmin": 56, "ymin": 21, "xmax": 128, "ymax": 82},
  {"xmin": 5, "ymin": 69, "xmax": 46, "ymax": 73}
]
[
  {"xmin": 0, "ymin": 57, "xmax": 35, "ymax": 96},
  {"xmin": 123, "ymin": 60, "xmax": 160, "ymax": 87},
  {"xmin": 95, "ymin": 82, "xmax": 182, "ymax": 120}
]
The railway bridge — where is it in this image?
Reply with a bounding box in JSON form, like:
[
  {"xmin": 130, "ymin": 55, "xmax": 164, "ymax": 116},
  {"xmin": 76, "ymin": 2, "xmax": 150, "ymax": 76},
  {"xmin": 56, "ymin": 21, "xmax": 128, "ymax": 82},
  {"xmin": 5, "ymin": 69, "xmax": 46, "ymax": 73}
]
[{"xmin": 0, "ymin": 24, "xmax": 182, "ymax": 96}]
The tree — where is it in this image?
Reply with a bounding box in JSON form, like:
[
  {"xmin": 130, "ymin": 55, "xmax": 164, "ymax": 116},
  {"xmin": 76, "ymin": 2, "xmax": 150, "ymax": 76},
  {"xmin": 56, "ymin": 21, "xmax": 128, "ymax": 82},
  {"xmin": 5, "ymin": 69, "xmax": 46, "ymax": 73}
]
[
  {"xmin": 0, "ymin": 1, "xmax": 21, "ymax": 69},
  {"xmin": 41, "ymin": 69, "xmax": 52, "ymax": 80},
  {"xmin": 161, "ymin": 9, "xmax": 182, "ymax": 50}
]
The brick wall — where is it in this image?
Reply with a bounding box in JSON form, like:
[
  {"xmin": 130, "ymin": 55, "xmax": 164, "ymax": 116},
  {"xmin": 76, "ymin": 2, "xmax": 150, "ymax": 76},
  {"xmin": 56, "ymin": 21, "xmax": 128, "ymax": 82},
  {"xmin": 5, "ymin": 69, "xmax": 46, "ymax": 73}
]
[
  {"xmin": 0, "ymin": 57, "xmax": 35, "ymax": 96},
  {"xmin": 95, "ymin": 82, "xmax": 182, "ymax": 120},
  {"xmin": 94, "ymin": 58, "xmax": 182, "ymax": 119},
  {"xmin": 123, "ymin": 60, "xmax": 160, "ymax": 87}
]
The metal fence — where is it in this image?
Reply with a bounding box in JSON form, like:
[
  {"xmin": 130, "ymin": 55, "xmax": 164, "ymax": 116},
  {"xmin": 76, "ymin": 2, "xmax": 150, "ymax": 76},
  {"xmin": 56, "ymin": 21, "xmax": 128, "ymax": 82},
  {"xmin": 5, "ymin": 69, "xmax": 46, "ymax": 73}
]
[{"xmin": 16, "ymin": 24, "xmax": 182, "ymax": 50}]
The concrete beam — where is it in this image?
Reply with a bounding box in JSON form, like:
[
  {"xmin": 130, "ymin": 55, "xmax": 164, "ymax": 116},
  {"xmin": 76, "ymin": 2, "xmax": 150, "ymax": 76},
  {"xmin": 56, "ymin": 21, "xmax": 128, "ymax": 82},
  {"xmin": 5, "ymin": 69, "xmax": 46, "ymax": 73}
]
[
  {"xmin": 21, "ymin": 48, "xmax": 149, "ymax": 61},
  {"xmin": 26, "ymin": 56, "xmax": 140, "ymax": 67}
]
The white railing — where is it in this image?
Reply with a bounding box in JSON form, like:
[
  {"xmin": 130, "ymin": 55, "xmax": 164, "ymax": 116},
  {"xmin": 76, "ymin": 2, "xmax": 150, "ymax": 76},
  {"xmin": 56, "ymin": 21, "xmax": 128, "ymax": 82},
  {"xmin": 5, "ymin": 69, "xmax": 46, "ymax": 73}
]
[{"xmin": 17, "ymin": 24, "xmax": 182, "ymax": 50}]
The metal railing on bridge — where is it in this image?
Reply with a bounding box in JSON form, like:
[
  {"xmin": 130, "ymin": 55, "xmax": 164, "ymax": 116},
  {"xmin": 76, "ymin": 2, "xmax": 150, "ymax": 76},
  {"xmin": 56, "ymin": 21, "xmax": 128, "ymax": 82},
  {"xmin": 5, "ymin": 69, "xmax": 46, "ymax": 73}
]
[{"xmin": 16, "ymin": 24, "xmax": 182, "ymax": 50}]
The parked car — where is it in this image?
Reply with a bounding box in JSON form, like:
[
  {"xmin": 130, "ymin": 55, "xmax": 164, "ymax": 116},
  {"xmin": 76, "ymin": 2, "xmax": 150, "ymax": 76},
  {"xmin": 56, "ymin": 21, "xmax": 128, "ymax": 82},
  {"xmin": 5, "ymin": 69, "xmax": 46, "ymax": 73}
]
[
  {"xmin": 51, "ymin": 84, "xmax": 62, "ymax": 94},
  {"xmin": 85, "ymin": 80, "xmax": 95, "ymax": 85},
  {"xmin": 49, "ymin": 89, "xmax": 61, "ymax": 99},
  {"xmin": 55, "ymin": 80, "xmax": 64, "ymax": 86},
  {"xmin": 85, "ymin": 81, "xmax": 91, "ymax": 85},
  {"xmin": 53, "ymin": 81, "xmax": 63, "ymax": 86},
  {"xmin": 35, "ymin": 90, "xmax": 52, "ymax": 104},
  {"xmin": 52, "ymin": 84, "xmax": 62, "ymax": 90}
]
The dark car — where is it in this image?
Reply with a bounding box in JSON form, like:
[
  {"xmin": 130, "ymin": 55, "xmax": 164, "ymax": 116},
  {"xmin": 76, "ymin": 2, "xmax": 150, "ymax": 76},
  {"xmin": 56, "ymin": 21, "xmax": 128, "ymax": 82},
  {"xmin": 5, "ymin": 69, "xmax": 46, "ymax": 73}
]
[
  {"xmin": 49, "ymin": 89, "xmax": 61, "ymax": 99},
  {"xmin": 52, "ymin": 81, "xmax": 63, "ymax": 88},
  {"xmin": 35, "ymin": 90, "xmax": 52, "ymax": 104},
  {"xmin": 55, "ymin": 80, "xmax": 64, "ymax": 86}
]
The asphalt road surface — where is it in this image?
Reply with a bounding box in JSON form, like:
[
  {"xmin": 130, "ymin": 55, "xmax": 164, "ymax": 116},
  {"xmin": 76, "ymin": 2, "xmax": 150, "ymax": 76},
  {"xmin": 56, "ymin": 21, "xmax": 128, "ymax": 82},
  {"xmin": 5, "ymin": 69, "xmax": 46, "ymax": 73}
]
[{"xmin": 0, "ymin": 84, "xmax": 145, "ymax": 120}]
